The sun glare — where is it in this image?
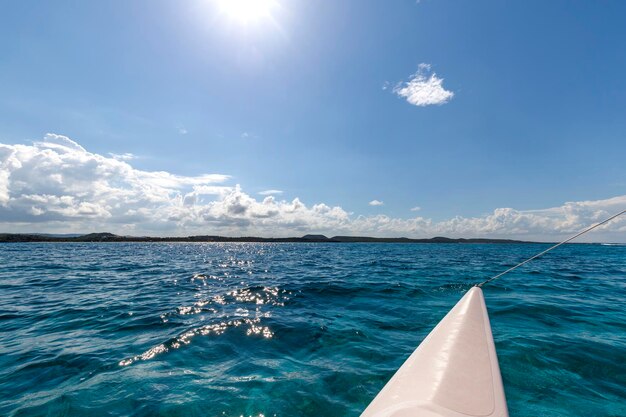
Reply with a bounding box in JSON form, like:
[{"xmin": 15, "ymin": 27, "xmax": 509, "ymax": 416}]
[{"xmin": 216, "ymin": 0, "xmax": 276, "ymax": 24}]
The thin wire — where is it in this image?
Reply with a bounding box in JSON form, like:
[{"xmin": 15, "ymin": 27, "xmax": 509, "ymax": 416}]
[{"xmin": 477, "ymin": 209, "xmax": 626, "ymax": 287}]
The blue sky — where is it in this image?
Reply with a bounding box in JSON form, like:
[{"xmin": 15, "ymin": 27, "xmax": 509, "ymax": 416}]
[{"xmin": 1, "ymin": 0, "xmax": 625, "ymax": 240}]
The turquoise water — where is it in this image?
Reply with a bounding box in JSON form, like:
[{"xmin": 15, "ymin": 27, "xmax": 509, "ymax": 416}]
[{"xmin": 0, "ymin": 243, "xmax": 624, "ymax": 416}]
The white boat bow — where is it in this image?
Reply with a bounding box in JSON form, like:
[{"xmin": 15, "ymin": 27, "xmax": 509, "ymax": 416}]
[{"xmin": 361, "ymin": 287, "xmax": 508, "ymax": 417}]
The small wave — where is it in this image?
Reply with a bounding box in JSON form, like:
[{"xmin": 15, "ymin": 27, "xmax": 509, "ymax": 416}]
[
  {"xmin": 159, "ymin": 285, "xmax": 290, "ymax": 323},
  {"xmin": 119, "ymin": 317, "xmax": 274, "ymax": 367},
  {"xmin": 120, "ymin": 280, "xmax": 286, "ymax": 367},
  {"xmin": 191, "ymin": 272, "xmax": 224, "ymax": 282}
]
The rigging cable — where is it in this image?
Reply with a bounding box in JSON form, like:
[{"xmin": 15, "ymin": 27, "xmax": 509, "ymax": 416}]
[{"xmin": 477, "ymin": 209, "xmax": 626, "ymax": 287}]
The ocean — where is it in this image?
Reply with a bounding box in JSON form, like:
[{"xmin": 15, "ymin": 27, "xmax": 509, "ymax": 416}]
[{"xmin": 0, "ymin": 242, "xmax": 624, "ymax": 416}]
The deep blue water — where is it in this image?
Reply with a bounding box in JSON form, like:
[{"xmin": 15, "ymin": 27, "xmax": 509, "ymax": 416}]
[{"xmin": 0, "ymin": 243, "xmax": 624, "ymax": 417}]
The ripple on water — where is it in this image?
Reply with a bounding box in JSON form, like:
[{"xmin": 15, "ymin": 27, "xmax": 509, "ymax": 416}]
[{"xmin": 119, "ymin": 280, "xmax": 290, "ymax": 367}]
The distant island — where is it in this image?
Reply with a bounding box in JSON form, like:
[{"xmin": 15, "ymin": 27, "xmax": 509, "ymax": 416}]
[{"xmin": 0, "ymin": 232, "xmax": 534, "ymax": 244}]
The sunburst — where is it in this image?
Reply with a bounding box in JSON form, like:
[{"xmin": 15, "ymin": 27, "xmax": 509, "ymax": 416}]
[{"xmin": 216, "ymin": 0, "xmax": 277, "ymax": 24}]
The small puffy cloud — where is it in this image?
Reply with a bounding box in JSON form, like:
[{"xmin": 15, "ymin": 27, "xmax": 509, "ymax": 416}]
[
  {"xmin": 393, "ymin": 64, "xmax": 454, "ymax": 106},
  {"xmin": 369, "ymin": 200, "xmax": 384, "ymax": 206},
  {"xmin": 240, "ymin": 132, "xmax": 259, "ymax": 139},
  {"xmin": 179, "ymin": 128, "xmax": 188, "ymax": 135},
  {"xmin": 259, "ymin": 189, "xmax": 283, "ymax": 196},
  {"xmin": 410, "ymin": 206, "xmax": 421, "ymax": 211}
]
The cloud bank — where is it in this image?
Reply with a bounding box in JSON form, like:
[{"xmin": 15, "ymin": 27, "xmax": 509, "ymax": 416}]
[
  {"xmin": 0, "ymin": 134, "xmax": 625, "ymax": 241},
  {"xmin": 393, "ymin": 64, "xmax": 454, "ymax": 106}
]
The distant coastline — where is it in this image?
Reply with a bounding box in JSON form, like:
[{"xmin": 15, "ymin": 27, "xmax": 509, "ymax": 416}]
[{"xmin": 0, "ymin": 232, "xmax": 537, "ymax": 244}]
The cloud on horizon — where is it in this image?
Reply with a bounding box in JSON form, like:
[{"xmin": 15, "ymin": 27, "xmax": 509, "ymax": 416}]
[
  {"xmin": 393, "ymin": 64, "xmax": 454, "ymax": 106},
  {"xmin": 369, "ymin": 200, "xmax": 384, "ymax": 206},
  {"xmin": 1, "ymin": 134, "xmax": 625, "ymax": 241}
]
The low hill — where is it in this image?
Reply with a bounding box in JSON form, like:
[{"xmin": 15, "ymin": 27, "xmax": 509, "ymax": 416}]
[{"xmin": 0, "ymin": 233, "xmax": 533, "ymax": 244}]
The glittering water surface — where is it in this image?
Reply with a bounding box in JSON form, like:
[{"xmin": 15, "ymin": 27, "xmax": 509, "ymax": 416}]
[{"xmin": 0, "ymin": 243, "xmax": 625, "ymax": 417}]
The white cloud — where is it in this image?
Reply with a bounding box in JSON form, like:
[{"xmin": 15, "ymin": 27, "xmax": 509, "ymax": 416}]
[
  {"xmin": 109, "ymin": 152, "xmax": 136, "ymax": 161},
  {"xmin": 410, "ymin": 206, "xmax": 421, "ymax": 211},
  {"xmin": 193, "ymin": 185, "xmax": 234, "ymax": 196},
  {"xmin": 179, "ymin": 128, "xmax": 188, "ymax": 135},
  {"xmin": 0, "ymin": 134, "xmax": 625, "ymax": 241},
  {"xmin": 259, "ymin": 189, "xmax": 283, "ymax": 196},
  {"xmin": 393, "ymin": 63, "xmax": 454, "ymax": 106},
  {"xmin": 369, "ymin": 200, "xmax": 384, "ymax": 206},
  {"xmin": 240, "ymin": 132, "xmax": 260, "ymax": 139},
  {"xmin": 43, "ymin": 133, "xmax": 87, "ymax": 152}
]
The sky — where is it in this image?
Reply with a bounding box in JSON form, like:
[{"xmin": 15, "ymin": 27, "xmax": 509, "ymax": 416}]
[{"xmin": 1, "ymin": 0, "xmax": 625, "ymax": 241}]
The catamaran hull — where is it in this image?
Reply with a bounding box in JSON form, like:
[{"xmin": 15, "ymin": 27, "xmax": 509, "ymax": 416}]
[{"xmin": 361, "ymin": 287, "xmax": 508, "ymax": 417}]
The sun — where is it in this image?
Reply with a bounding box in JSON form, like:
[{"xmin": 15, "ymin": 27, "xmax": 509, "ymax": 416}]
[{"xmin": 216, "ymin": 0, "xmax": 277, "ymax": 24}]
